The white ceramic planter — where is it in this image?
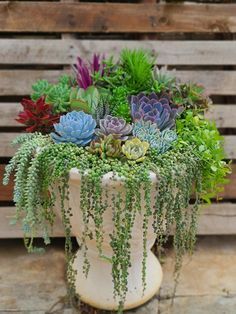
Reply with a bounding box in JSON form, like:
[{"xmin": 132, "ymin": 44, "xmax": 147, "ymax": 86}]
[{"xmin": 62, "ymin": 168, "xmax": 163, "ymax": 311}]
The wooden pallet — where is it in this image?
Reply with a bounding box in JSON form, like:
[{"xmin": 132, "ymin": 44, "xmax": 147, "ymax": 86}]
[{"xmin": 0, "ymin": 0, "xmax": 236, "ymax": 237}]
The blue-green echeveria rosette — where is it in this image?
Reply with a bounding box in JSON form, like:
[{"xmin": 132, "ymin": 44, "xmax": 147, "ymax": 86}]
[
  {"xmin": 96, "ymin": 115, "xmax": 132, "ymax": 140},
  {"xmin": 133, "ymin": 120, "xmax": 177, "ymax": 154},
  {"xmin": 51, "ymin": 110, "xmax": 96, "ymax": 146},
  {"xmin": 130, "ymin": 92, "xmax": 183, "ymax": 131}
]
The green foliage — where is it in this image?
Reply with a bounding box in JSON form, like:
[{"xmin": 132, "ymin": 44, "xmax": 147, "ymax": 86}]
[
  {"xmin": 70, "ymin": 86, "xmax": 99, "ymax": 114},
  {"xmin": 120, "ymin": 49, "xmax": 154, "ymax": 92},
  {"xmin": 173, "ymin": 83, "xmax": 212, "ymax": 110},
  {"xmin": 31, "ymin": 75, "xmax": 74, "ymax": 114},
  {"xmin": 31, "ymin": 80, "xmax": 51, "ymax": 102},
  {"xmin": 152, "ymin": 67, "xmax": 176, "ymax": 93},
  {"xmin": 109, "ymin": 86, "xmax": 131, "ymax": 122},
  {"xmin": 176, "ymin": 111, "xmax": 230, "ymax": 202},
  {"xmin": 45, "ymin": 82, "xmax": 71, "ymax": 113}
]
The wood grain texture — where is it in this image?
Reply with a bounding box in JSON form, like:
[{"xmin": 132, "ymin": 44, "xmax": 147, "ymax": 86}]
[
  {"xmin": 1, "ymin": 39, "xmax": 235, "ymax": 65},
  {"xmin": 0, "ymin": 2, "xmax": 235, "ymax": 33},
  {"xmin": 0, "ymin": 207, "xmax": 64, "ymax": 238},
  {"xmin": 0, "ymin": 103, "xmax": 21, "ymax": 126},
  {"xmin": 205, "ymin": 105, "xmax": 236, "ymax": 128},
  {"xmin": 0, "ymin": 70, "xmax": 235, "ymax": 95},
  {"xmin": 1, "ymin": 203, "xmax": 235, "ymax": 238}
]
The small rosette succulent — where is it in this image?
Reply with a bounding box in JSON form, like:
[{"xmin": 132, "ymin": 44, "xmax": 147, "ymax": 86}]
[
  {"xmin": 130, "ymin": 92, "xmax": 183, "ymax": 131},
  {"xmin": 96, "ymin": 115, "xmax": 132, "ymax": 140},
  {"xmin": 51, "ymin": 111, "xmax": 96, "ymax": 146},
  {"xmin": 87, "ymin": 134, "xmax": 122, "ymax": 159},
  {"xmin": 122, "ymin": 138, "xmax": 149, "ymax": 162},
  {"xmin": 133, "ymin": 120, "xmax": 177, "ymax": 154}
]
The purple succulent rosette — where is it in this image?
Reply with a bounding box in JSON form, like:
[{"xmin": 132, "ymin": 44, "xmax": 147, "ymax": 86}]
[
  {"xmin": 130, "ymin": 92, "xmax": 183, "ymax": 131},
  {"xmin": 96, "ymin": 115, "xmax": 132, "ymax": 140}
]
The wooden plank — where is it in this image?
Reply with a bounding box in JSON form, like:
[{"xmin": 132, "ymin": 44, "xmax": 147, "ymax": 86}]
[
  {"xmin": 198, "ymin": 203, "xmax": 236, "ymax": 235},
  {"xmin": 0, "ymin": 70, "xmax": 235, "ymax": 96},
  {"xmin": 0, "ymin": 133, "xmax": 19, "ymax": 157},
  {"xmin": 0, "ymin": 207, "xmax": 64, "ymax": 238},
  {"xmin": 223, "ymin": 136, "xmax": 236, "ymax": 160},
  {"xmin": 1, "ymin": 39, "xmax": 236, "ymax": 65},
  {"xmin": 0, "ymin": 2, "xmax": 235, "ymax": 33},
  {"xmin": 205, "ymin": 105, "xmax": 236, "ymax": 128},
  {"xmin": 0, "ymin": 203, "xmax": 235, "ymax": 238},
  {"xmin": 0, "ymin": 70, "xmax": 63, "ymax": 95},
  {"xmin": 0, "ymin": 103, "xmax": 21, "ymax": 127},
  {"xmin": 174, "ymin": 71, "xmax": 236, "ymax": 96}
]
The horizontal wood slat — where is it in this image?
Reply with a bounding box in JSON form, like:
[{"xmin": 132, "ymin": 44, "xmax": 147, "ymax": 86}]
[
  {"xmin": 0, "ymin": 103, "xmax": 21, "ymax": 127},
  {"xmin": 0, "ymin": 40, "xmax": 236, "ymax": 65},
  {"xmin": 1, "ymin": 163, "xmax": 235, "ymax": 202},
  {"xmin": 0, "ymin": 70, "xmax": 235, "ymax": 95},
  {"xmin": 205, "ymin": 105, "xmax": 236, "ymax": 128},
  {"xmin": 0, "ymin": 206, "xmax": 64, "ymax": 238},
  {"xmin": 1, "ymin": 104, "xmax": 235, "ymax": 128},
  {"xmin": 0, "ymin": 203, "xmax": 235, "ymax": 238},
  {"xmin": 0, "ymin": 3, "xmax": 235, "ymax": 33}
]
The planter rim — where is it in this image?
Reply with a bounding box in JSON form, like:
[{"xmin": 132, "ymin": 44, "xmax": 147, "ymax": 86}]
[{"xmin": 69, "ymin": 168, "xmax": 158, "ymax": 186}]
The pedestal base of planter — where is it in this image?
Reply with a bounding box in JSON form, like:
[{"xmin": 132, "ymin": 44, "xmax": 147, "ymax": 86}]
[{"xmin": 73, "ymin": 248, "xmax": 163, "ymax": 311}]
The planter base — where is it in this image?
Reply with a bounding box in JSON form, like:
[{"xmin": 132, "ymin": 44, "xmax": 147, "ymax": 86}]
[{"xmin": 73, "ymin": 248, "xmax": 163, "ymax": 311}]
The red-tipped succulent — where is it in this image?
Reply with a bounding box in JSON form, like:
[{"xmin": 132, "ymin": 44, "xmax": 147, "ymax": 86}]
[{"xmin": 16, "ymin": 97, "xmax": 60, "ymax": 133}]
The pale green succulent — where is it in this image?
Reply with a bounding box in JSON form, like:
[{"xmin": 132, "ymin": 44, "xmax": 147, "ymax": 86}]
[{"xmin": 122, "ymin": 138, "xmax": 149, "ymax": 162}]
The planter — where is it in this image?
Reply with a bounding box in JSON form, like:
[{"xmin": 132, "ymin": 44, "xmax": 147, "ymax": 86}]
[{"xmin": 60, "ymin": 168, "xmax": 163, "ymax": 311}]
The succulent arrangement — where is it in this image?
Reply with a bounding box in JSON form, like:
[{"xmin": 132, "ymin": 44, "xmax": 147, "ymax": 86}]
[{"xmin": 4, "ymin": 49, "xmax": 230, "ymax": 312}]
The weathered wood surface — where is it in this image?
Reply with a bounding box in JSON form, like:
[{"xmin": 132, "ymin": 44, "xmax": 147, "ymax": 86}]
[
  {"xmin": 0, "ymin": 70, "xmax": 235, "ymax": 95},
  {"xmin": 0, "ymin": 3, "xmax": 235, "ymax": 33},
  {"xmin": 0, "ymin": 203, "xmax": 235, "ymax": 238},
  {"xmin": 0, "ymin": 103, "xmax": 21, "ymax": 127},
  {"xmin": 1, "ymin": 104, "xmax": 235, "ymax": 128},
  {"xmin": 0, "ymin": 70, "xmax": 62, "ymax": 95},
  {"xmin": 0, "ymin": 39, "xmax": 236, "ymax": 65},
  {"xmin": 205, "ymin": 105, "xmax": 236, "ymax": 128}
]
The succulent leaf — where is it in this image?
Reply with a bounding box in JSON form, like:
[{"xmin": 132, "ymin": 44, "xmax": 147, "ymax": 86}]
[
  {"xmin": 96, "ymin": 115, "xmax": 132, "ymax": 140},
  {"xmin": 130, "ymin": 92, "xmax": 183, "ymax": 131},
  {"xmin": 51, "ymin": 111, "xmax": 96, "ymax": 146},
  {"xmin": 87, "ymin": 134, "xmax": 122, "ymax": 159},
  {"xmin": 122, "ymin": 138, "xmax": 149, "ymax": 162},
  {"xmin": 16, "ymin": 97, "xmax": 60, "ymax": 133},
  {"xmin": 133, "ymin": 120, "xmax": 177, "ymax": 154}
]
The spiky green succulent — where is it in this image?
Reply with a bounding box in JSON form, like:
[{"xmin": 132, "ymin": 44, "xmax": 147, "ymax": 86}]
[
  {"xmin": 133, "ymin": 120, "xmax": 177, "ymax": 154},
  {"xmin": 122, "ymin": 137, "xmax": 149, "ymax": 162},
  {"xmin": 87, "ymin": 134, "xmax": 122, "ymax": 159}
]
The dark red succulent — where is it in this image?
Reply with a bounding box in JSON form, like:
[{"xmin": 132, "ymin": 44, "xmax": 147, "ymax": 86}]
[{"xmin": 16, "ymin": 96, "xmax": 60, "ymax": 133}]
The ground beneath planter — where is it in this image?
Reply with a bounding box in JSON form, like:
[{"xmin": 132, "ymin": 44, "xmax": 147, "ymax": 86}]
[{"xmin": 0, "ymin": 236, "xmax": 236, "ymax": 313}]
